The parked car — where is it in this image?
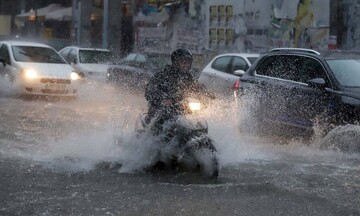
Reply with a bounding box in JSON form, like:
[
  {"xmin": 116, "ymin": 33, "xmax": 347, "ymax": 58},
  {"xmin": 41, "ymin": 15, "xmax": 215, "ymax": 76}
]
[
  {"xmin": 106, "ymin": 52, "xmax": 171, "ymax": 90},
  {"xmin": 238, "ymin": 48, "xmax": 360, "ymax": 142},
  {"xmin": 0, "ymin": 40, "xmax": 80, "ymax": 96},
  {"xmin": 198, "ymin": 53, "xmax": 259, "ymax": 96},
  {"xmin": 58, "ymin": 46, "xmax": 114, "ymax": 81}
]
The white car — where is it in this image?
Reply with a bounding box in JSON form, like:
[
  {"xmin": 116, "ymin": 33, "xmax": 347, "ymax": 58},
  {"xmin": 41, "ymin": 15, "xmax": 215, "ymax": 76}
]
[
  {"xmin": 58, "ymin": 46, "xmax": 113, "ymax": 81},
  {"xmin": 0, "ymin": 40, "xmax": 80, "ymax": 96},
  {"xmin": 199, "ymin": 53, "xmax": 259, "ymax": 95}
]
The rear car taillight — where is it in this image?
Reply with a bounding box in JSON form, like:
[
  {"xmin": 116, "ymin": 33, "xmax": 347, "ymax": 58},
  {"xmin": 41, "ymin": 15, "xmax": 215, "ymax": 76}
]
[
  {"xmin": 233, "ymin": 79, "xmax": 240, "ymax": 98},
  {"xmin": 233, "ymin": 79, "xmax": 240, "ymax": 90}
]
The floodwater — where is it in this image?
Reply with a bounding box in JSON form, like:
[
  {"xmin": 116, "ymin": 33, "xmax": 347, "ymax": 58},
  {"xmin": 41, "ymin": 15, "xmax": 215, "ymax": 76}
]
[{"xmin": 0, "ymin": 80, "xmax": 359, "ymax": 216}]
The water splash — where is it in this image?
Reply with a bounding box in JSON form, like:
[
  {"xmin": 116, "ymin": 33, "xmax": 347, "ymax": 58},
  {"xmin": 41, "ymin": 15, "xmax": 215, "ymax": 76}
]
[
  {"xmin": 0, "ymin": 75, "xmax": 17, "ymax": 97},
  {"xmin": 316, "ymin": 124, "xmax": 360, "ymax": 153},
  {"xmin": 2, "ymin": 81, "xmax": 359, "ymax": 174}
]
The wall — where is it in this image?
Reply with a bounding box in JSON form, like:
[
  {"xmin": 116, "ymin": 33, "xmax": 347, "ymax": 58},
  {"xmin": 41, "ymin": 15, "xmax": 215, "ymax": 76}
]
[
  {"xmin": 0, "ymin": 15, "xmax": 11, "ymax": 36},
  {"xmin": 243, "ymin": 0, "xmax": 272, "ymax": 52},
  {"xmin": 204, "ymin": 0, "xmax": 246, "ymax": 51},
  {"xmin": 342, "ymin": 0, "xmax": 360, "ymax": 50}
]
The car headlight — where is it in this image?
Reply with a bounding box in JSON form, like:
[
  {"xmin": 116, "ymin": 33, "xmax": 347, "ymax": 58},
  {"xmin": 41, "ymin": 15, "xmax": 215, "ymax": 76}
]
[
  {"xmin": 22, "ymin": 68, "xmax": 38, "ymax": 79},
  {"xmin": 70, "ymin": 72, "xmax": 80, "ymax": 80}
]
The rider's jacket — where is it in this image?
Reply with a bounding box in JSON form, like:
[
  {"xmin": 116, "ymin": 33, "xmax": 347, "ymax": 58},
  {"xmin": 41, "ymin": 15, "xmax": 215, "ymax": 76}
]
[{"xmin": 145, "ymin": 64, "xmax": 206, "ymax": 118}]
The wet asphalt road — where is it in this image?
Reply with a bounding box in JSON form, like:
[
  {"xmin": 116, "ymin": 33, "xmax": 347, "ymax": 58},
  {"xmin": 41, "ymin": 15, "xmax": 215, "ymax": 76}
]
[{"xmin": 0, "ymin": 82, "xmax": 360, "ymax": 216}]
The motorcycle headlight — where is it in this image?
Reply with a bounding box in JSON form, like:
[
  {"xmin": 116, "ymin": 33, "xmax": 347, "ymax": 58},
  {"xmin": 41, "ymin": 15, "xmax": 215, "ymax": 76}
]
[
  {"xmin": 188, "ymin": 102, "xmax": 201, "ymax": 112},
  {"xmin": 22, "ymin": 68, "xmax": 38, "ymax": 79},
  {"xmin": 70, "ymin": 72, "xmax": 80, "ymax": 80}
]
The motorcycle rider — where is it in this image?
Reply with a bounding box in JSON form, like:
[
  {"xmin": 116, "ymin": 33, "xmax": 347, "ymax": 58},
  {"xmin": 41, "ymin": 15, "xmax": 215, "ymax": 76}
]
[
  {"xmin": 144, "ymin": 48, "xmax": 212, "ymax": 133},
  {"xmin": 142, "ymin": 49, "xmax": 219, "ymax": 177}
]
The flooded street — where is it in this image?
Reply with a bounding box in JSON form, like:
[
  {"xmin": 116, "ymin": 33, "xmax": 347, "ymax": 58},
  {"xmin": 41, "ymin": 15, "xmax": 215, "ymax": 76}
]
[{"xmin": 0, "ymin": 82, "xmax": 359, "ymax": 216}]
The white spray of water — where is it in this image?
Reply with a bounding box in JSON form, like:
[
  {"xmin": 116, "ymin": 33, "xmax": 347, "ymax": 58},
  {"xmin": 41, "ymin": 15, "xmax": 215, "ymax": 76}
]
[
  {"xmin": 203, "ymin": 97, "xmax": 360, "ymax": 167},
  {"xmin": 116, "ymin": 129, "xmax": 160, "ymax": 173},
  {"xmin": 0, "ymin": 75, "xmax": 17, "ymax": 97},
  {"xmin": 21, "ymin": 81, "xmax": 162, "ymax": 172},
  {"xmin": 203, "ymin": 98, "xmax": 272, "ymax": 165},
  {"xmin": 4, "ymin": 82, "xmax": 359, "ymax": 173},
  {"xmin": 316, "ymin": 124, "xmax": 360, "ymax": 152},
  {"xmin": 31, "ymin": 127, "xmax": 122, "ymax": 171}
]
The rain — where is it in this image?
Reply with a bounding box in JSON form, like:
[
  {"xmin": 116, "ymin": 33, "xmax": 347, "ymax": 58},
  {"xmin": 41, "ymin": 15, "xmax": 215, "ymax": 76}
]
[{"xmin": 0, "ymin": 0, "xmax": 360, "ymax": 215}]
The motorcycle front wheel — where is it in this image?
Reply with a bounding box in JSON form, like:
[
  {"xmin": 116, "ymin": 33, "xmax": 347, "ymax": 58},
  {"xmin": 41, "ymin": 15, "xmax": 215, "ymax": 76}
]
[{"xmin": 186, "ymin": 135, "xmax": 219, "ymax": 179}]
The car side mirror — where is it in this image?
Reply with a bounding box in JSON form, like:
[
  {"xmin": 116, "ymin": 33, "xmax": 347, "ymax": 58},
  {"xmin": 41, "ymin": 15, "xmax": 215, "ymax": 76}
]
[
  {"xmin": 234, "ymin": 69, "xmax": 246, "ymax": 76},
  {"xmin": 72, "ymin": 58, "xmax": 78, "ymax": 64},
  {"xmin": 0, "ymin": 57, "xmax": 7, "ymax": 67},
  {"xmin": 307, "ymin": 78, "xmax": 326, "ymax": 89}
]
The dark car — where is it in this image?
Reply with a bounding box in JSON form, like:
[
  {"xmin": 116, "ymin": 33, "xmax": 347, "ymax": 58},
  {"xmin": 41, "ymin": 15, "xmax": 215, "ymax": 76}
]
[
  {"xmin": 106, "ymin": 52, "xmax": 171, "ymax": 90},
  {"xmin": 238, "ymin": 48, "xmax": 360, "ymax": 140}
]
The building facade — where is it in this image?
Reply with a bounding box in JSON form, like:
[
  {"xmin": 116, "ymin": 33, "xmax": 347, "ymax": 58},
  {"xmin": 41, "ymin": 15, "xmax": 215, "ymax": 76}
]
[{"xmin": 6, "ymin": 0, "xmax": 360, "ymax": 57}]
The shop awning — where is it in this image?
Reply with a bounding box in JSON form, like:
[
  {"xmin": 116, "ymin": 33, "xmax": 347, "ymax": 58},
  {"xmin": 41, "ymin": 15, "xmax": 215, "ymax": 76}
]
[
  {"xmin": 45, "ymin": 6, "xmax": 103, "ymax": 21},
  {"xmin": 16, "ymin": 3, "xmax": 63, "ymax": 18},
  {"xmin": 45, "ymin": 7, "xmax": 72, "ymax": 21}
]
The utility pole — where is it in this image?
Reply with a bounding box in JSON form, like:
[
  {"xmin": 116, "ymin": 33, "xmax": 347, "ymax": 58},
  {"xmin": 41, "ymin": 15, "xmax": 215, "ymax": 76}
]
[
  {"xmin": 76, "ymin": 0, "xmax": 81, "ymax": 46},
  {"xmin": 108, "ymin": 0, "xmax": 122, "ymax": 55},
  {"xmin": 102, "ymin": 0, "xmax": 109, "ymax": 48},
  {"xmin": 330, "ymin": 0, "xmax": 344, "ymax": 49},
  {"xmin": 79, "ymin": 0, "xmax": 92, "ymax": 46},
  {"xmin": 34, "ymin": 4, "xmax": 38, "ymax": 36},
  {"xmin": 20, "ymin": 0, "xmax": 26, "ymax": 36},
  {"xmin": 20, "ymin": 0, "xmax": 25, "ymax": 16}
]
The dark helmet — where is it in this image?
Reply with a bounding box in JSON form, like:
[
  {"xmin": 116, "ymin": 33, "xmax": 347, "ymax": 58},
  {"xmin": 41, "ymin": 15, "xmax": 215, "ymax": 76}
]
[{"xmin": 171, "ymin": 48, "xmax": 193, "ymax": 65}]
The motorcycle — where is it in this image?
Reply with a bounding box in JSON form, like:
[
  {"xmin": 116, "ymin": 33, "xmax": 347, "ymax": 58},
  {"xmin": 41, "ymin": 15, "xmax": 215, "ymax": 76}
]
[{"xmin": 135, "ymin": 97, "xmax": 219, "ymax": 179}]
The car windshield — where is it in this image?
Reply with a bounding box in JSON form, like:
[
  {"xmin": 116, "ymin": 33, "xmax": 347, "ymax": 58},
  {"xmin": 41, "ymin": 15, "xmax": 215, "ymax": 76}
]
[
  {"xmin": 79, "ymin": 50, "xmax": 113, "ymax": 64},
  {"xmin": 326, "ymin": 59, "xmax": 360, "ymax": 87},
  {"xmin": 148, "ymin": 55, "xmax": 170, "ymax": 69},
  {"xmin": 12, "ymin": 46, "xmax": 66, "ymax": 64},
  {"xmin": 123, "ymin": 53, "xmax": 137, "ymax": 62},
  {"xmin": 247, "ymin": 57, "xmax": 258, "ymax": 64},
  {"xmin": 120, "ymin": 53, "xmax": 170, "ymax": 69},
  {"xmin": 120, "ymin": 54, "xmax": 146, "ymax": 66}
]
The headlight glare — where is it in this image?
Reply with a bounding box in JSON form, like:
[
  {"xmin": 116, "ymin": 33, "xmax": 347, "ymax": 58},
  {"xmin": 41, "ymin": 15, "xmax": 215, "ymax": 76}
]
[
  {"xmin": 70, "ymin": 72, "xmax": 80, "ymax": 80},
  {"xmin": 22, "ymin": 69, "xmax": 38, "ymax": 79}
]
